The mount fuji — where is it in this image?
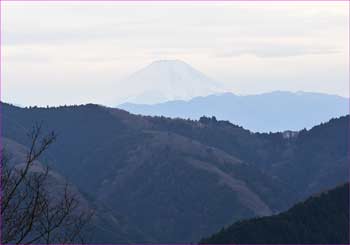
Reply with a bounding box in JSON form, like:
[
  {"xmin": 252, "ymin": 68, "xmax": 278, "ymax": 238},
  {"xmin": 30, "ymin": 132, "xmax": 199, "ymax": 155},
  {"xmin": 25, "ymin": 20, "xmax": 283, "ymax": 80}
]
[{"xmin": 117, "ymin": 60, "xmax": 225, "ymax": 104}]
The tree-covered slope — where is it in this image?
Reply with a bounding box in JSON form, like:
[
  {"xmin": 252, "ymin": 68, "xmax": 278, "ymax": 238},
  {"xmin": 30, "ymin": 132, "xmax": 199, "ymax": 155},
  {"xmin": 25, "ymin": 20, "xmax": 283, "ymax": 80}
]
[
  {"xmin": 2, "ymin": 102, "xmax": 349, "ymax": 243},
  {"xmin": 2, "ymin": 103, "xmax": 284, "ymax": 242},
  {"xmin": 200, "ymin": 183, "xmax": 350, "ymax": 244},
  {"xmin": 147, "ymin": 113, "xmax": 350, "ymax": 202}
]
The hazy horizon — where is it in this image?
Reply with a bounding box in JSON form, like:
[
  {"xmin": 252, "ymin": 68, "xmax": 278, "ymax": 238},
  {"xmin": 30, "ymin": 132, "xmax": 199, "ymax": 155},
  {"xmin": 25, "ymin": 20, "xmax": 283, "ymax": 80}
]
[
  {"xmin": 2, "ymin": 2, "xmax": 349, "ymax": 106},
  {"xmin": 3, "ymin": 87, "xmax": 349, "ymax": 108}
]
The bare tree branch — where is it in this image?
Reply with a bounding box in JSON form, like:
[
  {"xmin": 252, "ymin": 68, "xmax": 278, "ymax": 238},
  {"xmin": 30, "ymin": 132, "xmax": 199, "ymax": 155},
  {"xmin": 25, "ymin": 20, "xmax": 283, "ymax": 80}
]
[{"xmin": 1, "ymin": 125, "xmax": 92, "ymax": 244}]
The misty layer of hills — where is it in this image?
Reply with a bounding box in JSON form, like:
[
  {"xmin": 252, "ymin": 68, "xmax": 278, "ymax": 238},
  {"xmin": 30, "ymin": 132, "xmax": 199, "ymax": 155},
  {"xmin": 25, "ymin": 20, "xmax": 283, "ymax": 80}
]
[
  {"xmin": 201, "ymin": 183, "xmax": 349, "ymax": 244},
  {"xmin": 116, "ymin": 60, "xmax": 348, "ymax": 132},
  {"xmin": 2, "ymin": 102, "xmax": 349, "ymax": 243},
  {"xmin": 119, "ymin": 91, "xmax": 349, "ymax": 132}
]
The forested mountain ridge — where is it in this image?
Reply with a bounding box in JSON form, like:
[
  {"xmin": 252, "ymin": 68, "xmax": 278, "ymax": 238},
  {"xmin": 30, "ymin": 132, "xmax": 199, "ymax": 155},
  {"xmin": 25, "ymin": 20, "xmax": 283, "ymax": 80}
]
[
  {"xmin": 200, "ymin": 183, "xmax": 350, "ymax": 244},
  {"xmin": 2, "ymin": 102, "xmax": 349, "ymax": 243}
]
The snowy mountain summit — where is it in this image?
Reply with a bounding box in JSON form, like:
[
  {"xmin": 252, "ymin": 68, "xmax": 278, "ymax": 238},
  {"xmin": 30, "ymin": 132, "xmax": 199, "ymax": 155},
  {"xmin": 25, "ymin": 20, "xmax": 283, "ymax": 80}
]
[{"xmin": 120, "ymin": 60, "xmax": 225, "ymax": 104}]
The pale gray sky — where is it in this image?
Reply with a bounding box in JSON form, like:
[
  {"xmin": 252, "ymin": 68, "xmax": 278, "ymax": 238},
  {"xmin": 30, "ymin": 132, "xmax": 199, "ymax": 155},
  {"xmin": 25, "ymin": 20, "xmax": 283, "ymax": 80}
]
[{"xmin": 2, "ymin": 1, "xmax": 349, "ymax": 106}]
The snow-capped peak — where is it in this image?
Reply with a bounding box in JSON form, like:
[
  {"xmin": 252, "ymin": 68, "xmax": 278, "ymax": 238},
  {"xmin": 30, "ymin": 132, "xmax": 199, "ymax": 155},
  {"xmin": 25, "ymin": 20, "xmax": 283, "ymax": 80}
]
[{"xmin": 118, "ymin": 60, "xmax": 225, "ymax": 104}]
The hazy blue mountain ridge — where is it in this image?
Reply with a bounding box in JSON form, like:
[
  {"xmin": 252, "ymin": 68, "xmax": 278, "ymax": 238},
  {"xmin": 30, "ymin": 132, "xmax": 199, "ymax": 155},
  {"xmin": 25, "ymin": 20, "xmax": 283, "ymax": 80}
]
[{"xmin": 119, "ymin": 91, "xmax": 349, "ymax": 132}]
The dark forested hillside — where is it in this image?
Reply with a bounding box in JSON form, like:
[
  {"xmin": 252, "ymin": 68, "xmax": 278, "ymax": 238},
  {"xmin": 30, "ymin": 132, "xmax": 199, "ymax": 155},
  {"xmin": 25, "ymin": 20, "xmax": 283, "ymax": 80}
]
[
  {"xmin": 200, "ymin": 183, "xmax": 350, "ymax": 244},
  {"xmin": 2, "ymin": 102, "xmax": 349, "ymax": 243},
  {"xmin": 146, "ymin": 113, "xmax": 349, "ymax": 202}
]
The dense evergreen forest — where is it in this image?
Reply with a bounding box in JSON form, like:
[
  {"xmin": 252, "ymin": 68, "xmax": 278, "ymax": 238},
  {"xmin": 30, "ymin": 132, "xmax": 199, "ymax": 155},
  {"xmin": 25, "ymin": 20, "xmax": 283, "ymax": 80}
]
[{"xmin": 200, "ymin": 183, "xmax": 350, "ymax": 244}]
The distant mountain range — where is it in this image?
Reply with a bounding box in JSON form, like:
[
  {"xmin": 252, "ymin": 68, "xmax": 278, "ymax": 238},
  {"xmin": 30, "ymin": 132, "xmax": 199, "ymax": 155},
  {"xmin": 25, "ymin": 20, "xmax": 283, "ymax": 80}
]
[
  {"xmin": 200, "ymin": 183, "xmax": 349, "ymax": 244},
  {"xmin": 116, "ymin": 60, "xmax": 224, "ymax": 104},
  {"xmin": 119, "ymin": 91, "xmax": 349, "ymax": 132},
  {"xmin": 2, "ymin": 102, "xmax": 349, "ymax": 243}
]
